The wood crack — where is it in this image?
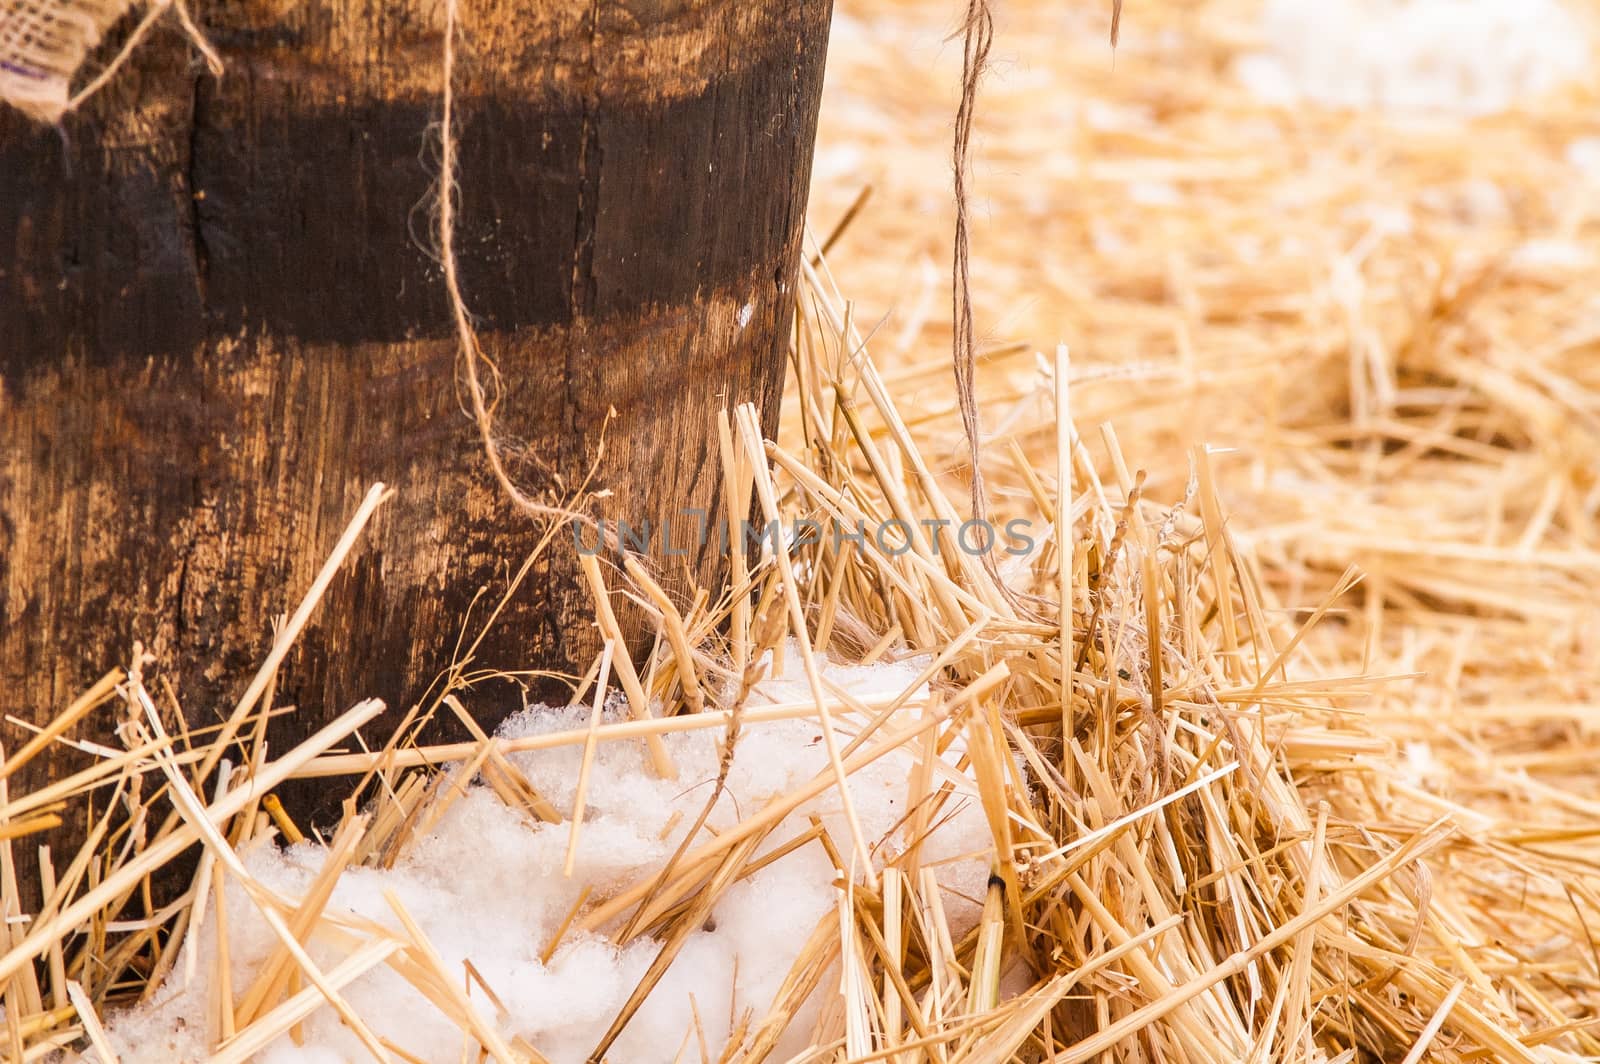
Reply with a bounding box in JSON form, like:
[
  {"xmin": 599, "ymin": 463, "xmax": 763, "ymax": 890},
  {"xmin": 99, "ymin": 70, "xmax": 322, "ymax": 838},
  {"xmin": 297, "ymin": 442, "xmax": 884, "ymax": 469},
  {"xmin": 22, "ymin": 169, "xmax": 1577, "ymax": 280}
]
[{"xmin": 184, "ymin": 71, "xmax": 211, "ymax": 316}]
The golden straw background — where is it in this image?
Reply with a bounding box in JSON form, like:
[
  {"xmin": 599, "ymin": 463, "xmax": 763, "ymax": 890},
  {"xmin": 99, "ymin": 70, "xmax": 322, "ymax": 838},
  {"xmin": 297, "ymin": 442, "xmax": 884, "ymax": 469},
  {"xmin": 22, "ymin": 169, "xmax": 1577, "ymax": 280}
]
[
  {"xmin": 811, "ymin": 0, "xmax": 1600, "ymax": 849},
  {"xmin": 8, "ymin": 0, "xmax": 1600, "ymax": 1059}
]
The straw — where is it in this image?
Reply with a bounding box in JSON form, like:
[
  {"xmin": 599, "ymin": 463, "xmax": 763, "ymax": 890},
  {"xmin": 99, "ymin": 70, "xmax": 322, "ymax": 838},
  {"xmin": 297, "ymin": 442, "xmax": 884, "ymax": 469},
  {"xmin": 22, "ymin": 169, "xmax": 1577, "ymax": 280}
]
[{"xmin": 11, "ymin": 0, "xmax": 1600, "ymax": 1058}]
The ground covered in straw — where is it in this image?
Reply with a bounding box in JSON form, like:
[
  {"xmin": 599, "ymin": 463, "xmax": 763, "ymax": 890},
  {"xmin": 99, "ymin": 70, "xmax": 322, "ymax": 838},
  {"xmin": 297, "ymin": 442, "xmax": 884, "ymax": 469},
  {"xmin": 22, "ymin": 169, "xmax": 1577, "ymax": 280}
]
[{"xmin": 7, "ymin": 0, "xmax": 1600, "ymax": 1061}]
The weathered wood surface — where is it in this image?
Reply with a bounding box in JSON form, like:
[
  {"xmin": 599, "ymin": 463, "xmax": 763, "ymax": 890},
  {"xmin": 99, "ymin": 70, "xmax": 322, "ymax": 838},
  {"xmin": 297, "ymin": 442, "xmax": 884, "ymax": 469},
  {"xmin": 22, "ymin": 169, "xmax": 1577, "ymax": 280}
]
[{"xmin": 0, "ymin": 0, "xmax": 832, "ymax": 884}]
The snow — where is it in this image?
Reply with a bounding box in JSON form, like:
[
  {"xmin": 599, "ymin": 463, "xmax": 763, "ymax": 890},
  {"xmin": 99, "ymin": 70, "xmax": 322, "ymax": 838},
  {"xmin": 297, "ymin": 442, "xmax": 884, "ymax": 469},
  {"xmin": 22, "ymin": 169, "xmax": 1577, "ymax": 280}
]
[
  {"xmin": 1235, "ymin": 0, "xmax": 1592, "ymax": 116},
  {"xmin": 1569, "ymin": 137, "xmax": 1600, "ymax": 181},
  {"xmin": 101, "ymin": 645, "xmax": 994, "ymax": 1063},
  {"xmin": 1398, "ymin": 740, "xmax": 1444, "ymax": 787}
]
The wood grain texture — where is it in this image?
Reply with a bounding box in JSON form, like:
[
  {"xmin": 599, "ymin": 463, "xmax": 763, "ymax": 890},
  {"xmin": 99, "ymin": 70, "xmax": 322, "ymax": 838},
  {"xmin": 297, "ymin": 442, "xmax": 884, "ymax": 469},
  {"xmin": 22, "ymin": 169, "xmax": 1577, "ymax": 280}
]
[{"xmin": 0, "ymin": 0, "xmax": 832, "ymax": 884}]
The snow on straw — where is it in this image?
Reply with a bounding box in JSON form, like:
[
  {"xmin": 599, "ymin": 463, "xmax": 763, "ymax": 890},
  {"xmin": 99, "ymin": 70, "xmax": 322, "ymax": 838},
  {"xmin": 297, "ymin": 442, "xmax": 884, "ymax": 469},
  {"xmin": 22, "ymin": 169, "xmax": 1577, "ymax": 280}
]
[
  {"xmin": 101, "ymin": 647, "xmax": 993, "ymax": 1064},
  {"xmin": 1235, "ymin": 0, "xmax": 1592, "ymax": 116}
]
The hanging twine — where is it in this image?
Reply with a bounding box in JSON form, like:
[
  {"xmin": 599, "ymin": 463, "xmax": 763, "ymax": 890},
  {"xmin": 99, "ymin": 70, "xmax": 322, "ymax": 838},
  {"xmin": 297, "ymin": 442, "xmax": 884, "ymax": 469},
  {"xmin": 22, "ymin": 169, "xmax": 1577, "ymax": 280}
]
[
  {"xmin": 950, "ymin": 0, "xmax": 994, "ymax": 543},
  {"xmin": 951, "ymin": 0, "xmax": 1044, "ymax": 617},
  {"xmin": 436, "ymin": 0, "xmax": 615, "ymax": 550}
]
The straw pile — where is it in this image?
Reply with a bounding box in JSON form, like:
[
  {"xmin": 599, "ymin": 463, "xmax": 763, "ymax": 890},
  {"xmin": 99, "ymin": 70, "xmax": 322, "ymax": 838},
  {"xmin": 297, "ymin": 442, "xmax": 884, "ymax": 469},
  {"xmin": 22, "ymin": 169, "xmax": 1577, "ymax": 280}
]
[{"xmin": 5, "ymin": 0, "xmax": 1600, "ymax": 1059}]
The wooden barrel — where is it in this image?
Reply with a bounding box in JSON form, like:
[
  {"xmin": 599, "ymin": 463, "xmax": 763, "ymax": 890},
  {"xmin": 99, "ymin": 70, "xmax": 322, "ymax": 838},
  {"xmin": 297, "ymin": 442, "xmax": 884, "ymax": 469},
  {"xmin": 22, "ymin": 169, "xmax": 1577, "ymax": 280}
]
[{"xmin": 0, "ymin": 0, "xmax": 832, "ymax": 882}]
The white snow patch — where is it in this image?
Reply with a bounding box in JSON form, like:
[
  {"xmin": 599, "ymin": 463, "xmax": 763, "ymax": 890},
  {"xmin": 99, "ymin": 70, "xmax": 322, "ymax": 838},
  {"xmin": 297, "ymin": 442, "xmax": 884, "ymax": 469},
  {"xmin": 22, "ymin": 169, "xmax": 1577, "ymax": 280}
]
[
  {"xmin": 1568, "ymin": 136, "xmax": 1600, "ymax": 181},
  {"xmin": 1509, "ymin": 239, "xmax": 1596, "ymax": 275},
  {"xmin": 1398, "ymin": 740, "xmax": 1444, "ymax": 787},
  {"xmin": 102, "ymin": 644, "xmax": 993, "ymax": 1064},
  {"xmin": 1235, "ymin": 0, "xmax": 1591, "ymax": 116},
  {"xmin": 1126, "ymin": 180, "xmax": 1182, "ymax": 207}
]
